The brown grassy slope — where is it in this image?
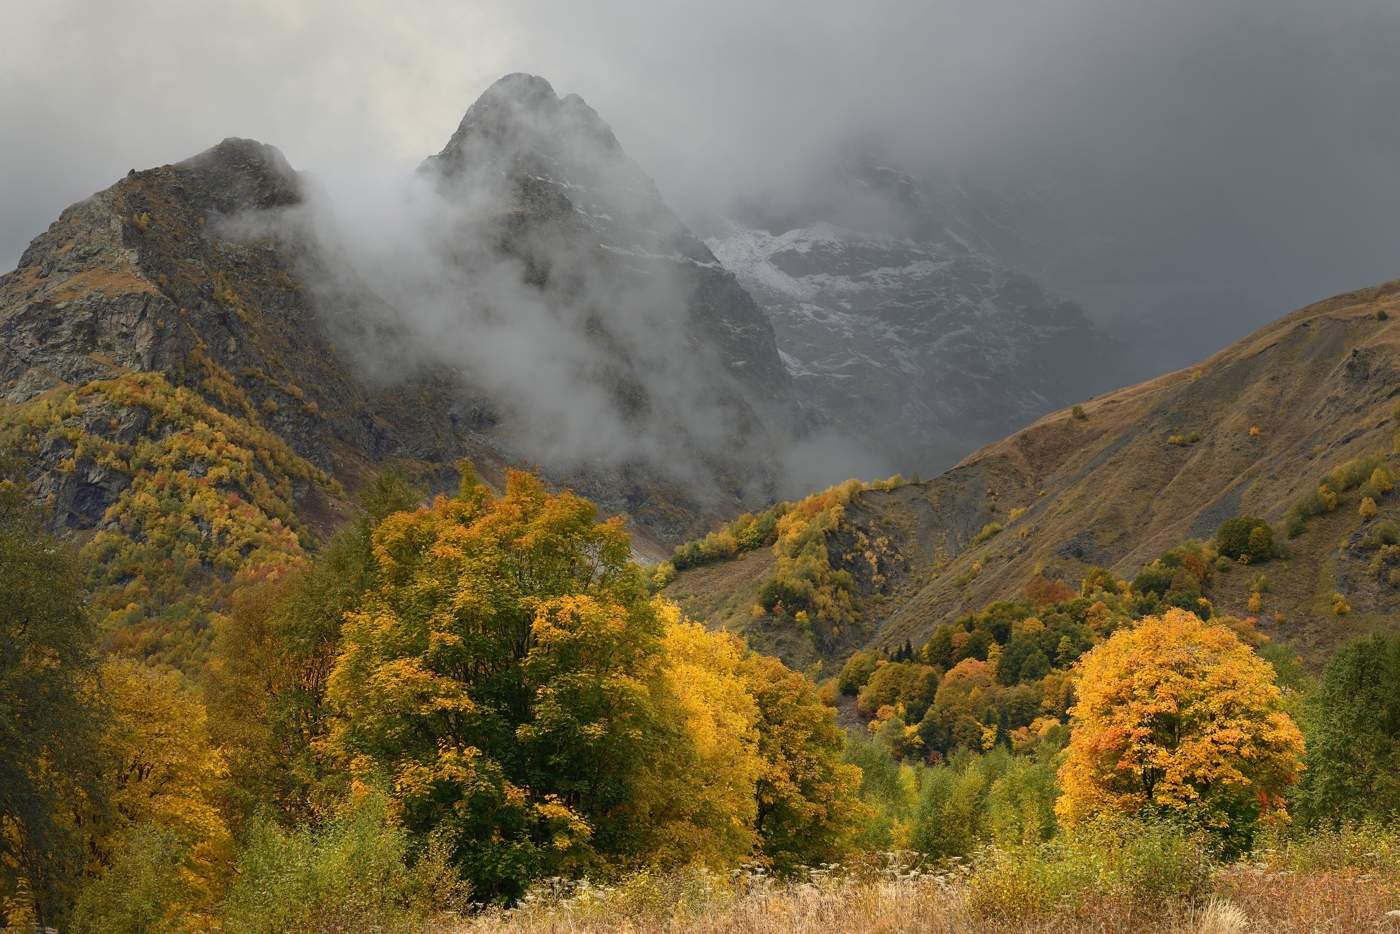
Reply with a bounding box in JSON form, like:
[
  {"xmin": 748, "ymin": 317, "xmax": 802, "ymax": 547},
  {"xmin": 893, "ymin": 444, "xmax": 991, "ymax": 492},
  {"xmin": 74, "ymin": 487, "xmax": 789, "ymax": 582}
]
[
  {"xmin": 671, "ymin": 279, "xmax": 1400, "ymax": 666},
  {"xmin": 882, "ymin": 279, "xmax": 1400, "ymax": 662}
]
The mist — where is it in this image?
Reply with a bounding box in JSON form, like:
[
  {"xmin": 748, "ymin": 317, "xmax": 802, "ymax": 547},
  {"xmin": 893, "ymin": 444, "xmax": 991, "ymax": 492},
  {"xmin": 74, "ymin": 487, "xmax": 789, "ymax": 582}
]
[
  {"xmin": 4, "ymin": 0, "xmax": 1399, "ymax": 373},
  {"xmin": 212, "ymin": 78, "xmax": 890, "ymax": 500}
]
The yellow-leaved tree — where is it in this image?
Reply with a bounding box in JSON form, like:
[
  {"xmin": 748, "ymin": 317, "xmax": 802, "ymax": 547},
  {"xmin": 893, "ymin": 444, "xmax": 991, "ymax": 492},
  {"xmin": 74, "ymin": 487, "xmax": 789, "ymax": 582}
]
[
  {"xmin": 70, "ymin": 659, "xmax": 231, "ymax": 931},
  {"xmin": 321, "ymin": 464, "xmax": 865, "ymax": 901},
  {"xmin": 637, "ymin": 617, "xmax": 764, "ymax": 867},
  {"xmin": 1056, "ymin": 608, "xmax": 1303, "ymax": 850}
]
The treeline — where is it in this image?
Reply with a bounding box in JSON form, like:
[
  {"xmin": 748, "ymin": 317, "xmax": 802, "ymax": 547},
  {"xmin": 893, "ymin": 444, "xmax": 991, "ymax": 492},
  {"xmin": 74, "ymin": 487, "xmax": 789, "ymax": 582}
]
[{"xmin": 0, "ymin": 466, "xmax": 865, "ymax": 930}]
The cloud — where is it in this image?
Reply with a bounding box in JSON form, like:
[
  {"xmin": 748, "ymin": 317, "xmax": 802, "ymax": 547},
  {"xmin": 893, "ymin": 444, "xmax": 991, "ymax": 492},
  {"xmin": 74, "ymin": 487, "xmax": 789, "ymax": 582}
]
[{"xmin": 4, "ymin": 0, "xmax": 1399, "ymax": 370}]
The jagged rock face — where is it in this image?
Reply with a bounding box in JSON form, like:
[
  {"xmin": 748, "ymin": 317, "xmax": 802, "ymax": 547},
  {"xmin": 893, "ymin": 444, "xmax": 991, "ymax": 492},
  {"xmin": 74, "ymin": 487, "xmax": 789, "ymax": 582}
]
[
  {"xmin": 418, "ymin": 74, "xmax": 801, "ymax": 472},
  {"xmin": 709, "ymin": 161, "xmax": 1123, "ymax": 473},
  {"xmin": 0, "ymin": 139, "xmax": 480, "ymax": 536},
  {"xmin": 0, "ymin": 77, "xmax": 810, "ymax": 552}
]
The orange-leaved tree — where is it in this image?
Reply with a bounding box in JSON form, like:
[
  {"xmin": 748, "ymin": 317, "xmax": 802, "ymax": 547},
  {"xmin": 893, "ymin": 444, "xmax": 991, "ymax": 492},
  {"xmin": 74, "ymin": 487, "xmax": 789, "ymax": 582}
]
[{"xmin": 1056, "ymin": 608, "xmax": 1303, "ymax": 849}]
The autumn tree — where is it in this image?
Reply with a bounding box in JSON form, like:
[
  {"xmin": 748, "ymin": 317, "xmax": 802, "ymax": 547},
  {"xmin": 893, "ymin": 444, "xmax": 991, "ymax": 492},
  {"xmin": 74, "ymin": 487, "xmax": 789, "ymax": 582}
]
[
  {"xmin": 323, "ymin": 465, "xmax": 863, "ymax": 897},
  {"xmin": 72, "ymin": 659, "xmax": 231, "ymax": 929},
  {"xmin": 324, "ymin": 467, "xmax": 645, "ymax": 899},
  {"xmin": 634, "ymin": 620, "xmax": 764, "ymax": 868},
  {"xmin": 205, "ymin": 468, "xmax": 421, "ymax": 822},
  {"xmin": 741, "ymin": 652, "xmax": 865, "ymax": 871},
  {"xmin": 1057, "ymin": 609, "xmax": 1303, "ymax": 850},
  {"xmin": 0, "ymin": 481, "xmax": 103, "ymax": 927}
]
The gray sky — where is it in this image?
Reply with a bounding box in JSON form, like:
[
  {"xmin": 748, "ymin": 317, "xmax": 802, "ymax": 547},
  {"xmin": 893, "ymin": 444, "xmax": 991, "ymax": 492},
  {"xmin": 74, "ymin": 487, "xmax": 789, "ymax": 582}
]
[{"xmin": 4, "ymin": 0, "xmax": 1399, "ymax": 364}]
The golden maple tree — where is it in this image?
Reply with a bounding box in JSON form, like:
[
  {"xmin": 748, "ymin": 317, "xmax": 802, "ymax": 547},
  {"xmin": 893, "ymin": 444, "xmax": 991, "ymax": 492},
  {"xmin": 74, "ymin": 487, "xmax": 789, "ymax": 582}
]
[{"xmin": 1056, "ymin": 608, "xmax": 1303, "ymax": 840}]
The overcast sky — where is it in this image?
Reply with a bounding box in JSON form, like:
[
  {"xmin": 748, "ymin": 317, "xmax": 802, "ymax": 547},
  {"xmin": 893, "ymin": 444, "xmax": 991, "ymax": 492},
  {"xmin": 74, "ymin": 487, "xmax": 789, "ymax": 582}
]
[{"xmin": 4, "ymin": 0, "xmax": 1399, "ymax": 359}]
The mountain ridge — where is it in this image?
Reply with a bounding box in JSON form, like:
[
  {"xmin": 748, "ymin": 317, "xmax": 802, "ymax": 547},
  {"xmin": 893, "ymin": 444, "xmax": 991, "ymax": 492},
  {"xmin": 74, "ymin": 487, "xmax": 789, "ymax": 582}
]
[{"xmin": 665, "ymin": 277, "xmax": 1400, "ymax": 669}]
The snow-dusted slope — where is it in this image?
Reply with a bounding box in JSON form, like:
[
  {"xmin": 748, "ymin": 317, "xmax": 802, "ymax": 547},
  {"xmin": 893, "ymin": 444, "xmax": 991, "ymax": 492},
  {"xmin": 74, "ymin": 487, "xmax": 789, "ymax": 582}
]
[{"xmin": 708, "ymin": 165, "xmax": 1121, "ymax": 472}]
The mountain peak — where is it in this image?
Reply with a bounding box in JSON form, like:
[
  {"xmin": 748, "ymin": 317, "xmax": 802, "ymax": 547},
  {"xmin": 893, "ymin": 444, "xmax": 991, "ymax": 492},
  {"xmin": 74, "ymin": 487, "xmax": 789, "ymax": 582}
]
[
  {"xmin": 424, "ymin": 73, "xmax": 620, "ymax": 179},
  {"xmin": 171, "ymin": 137, "xmax": 301, "ymax": 213}
]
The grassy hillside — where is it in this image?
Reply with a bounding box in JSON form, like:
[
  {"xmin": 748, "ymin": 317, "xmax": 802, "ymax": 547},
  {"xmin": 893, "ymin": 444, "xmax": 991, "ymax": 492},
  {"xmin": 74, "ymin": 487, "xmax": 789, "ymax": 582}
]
[{"xmin": 667, "ymin": 279, "xmax": 1400, "ymax": 668}]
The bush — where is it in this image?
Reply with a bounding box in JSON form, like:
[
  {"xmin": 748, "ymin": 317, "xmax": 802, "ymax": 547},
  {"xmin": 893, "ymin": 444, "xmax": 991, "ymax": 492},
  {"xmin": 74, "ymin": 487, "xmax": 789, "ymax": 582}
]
[
  {"xmin": 1365, "ymin": 465, "xmax": 1395, "ymax": 498},
  {"xmin": 217, "ymin": 793, "xmax": 467, "ymax": 933},
  {"xmin": 1257, "ymin": 821, "xmax": 1400, "ymax": 878},
  {"xmin": 649, "ymin": 561, "xmax": 676, "ymax": 590},
  {"xmin": 970, "ymin": 522, "xmax": 1003, "ymax": 546},
  {"xmin": 1327, "ymin": 454, "xmax": 1385, "ymax": 493},
  {"xmin": 1360, "ymin": 496, "xmax": 1379, "ymax": 520},
  {"xmin": 1216, "ymin": 516, "xmax": 1273, "ymax": 562},
  {"xmin": 1370, "ymin": 521, "xmax": 1400, "ymax": 548},
  {"xmin": 966, "ymin": 815, "xmax": 1211, "ymax": 920},
  {"xmin": 836, "ymin": 650, "xmax": 879, "ymax": 696},
  {"xmin": 70, "ymin": 824, "xmax": 200, "ymax": 934}
]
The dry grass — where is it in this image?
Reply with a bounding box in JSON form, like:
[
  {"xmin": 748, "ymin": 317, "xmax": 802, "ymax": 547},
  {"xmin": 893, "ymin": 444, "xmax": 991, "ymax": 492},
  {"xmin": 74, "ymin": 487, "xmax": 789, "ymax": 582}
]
[
  {"xmin": 45, "ymin": 263, "xmax": 157, "ymax": 301},
  {"xmin": 444, "ymin": 864, "xmax": 1400, "ymax": 934}
]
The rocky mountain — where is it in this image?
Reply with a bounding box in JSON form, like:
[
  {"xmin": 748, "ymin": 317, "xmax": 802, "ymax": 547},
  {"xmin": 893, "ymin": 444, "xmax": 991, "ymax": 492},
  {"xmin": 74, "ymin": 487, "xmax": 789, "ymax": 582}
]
[
  {"xmin": 418, "ymin": 74, "xmax": 802, "ymax": 467},
  {"xmin": 707, "ymin": 160, "xmax": 1126, "ymax": 473},
  {"xmin": 666, "ymin": 278, "xmax": 1400, "ymax": 669},
  {"xmin": 0, "ymin": 75, "xmax": 804, "ymax": 659}
]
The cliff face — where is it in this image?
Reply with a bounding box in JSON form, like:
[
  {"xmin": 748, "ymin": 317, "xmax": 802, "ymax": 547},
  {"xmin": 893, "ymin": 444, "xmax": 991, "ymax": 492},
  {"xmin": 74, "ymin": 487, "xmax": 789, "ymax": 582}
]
[{"xmin": 416, "ymin": 74, "xmax": 805, "ymax": 495}]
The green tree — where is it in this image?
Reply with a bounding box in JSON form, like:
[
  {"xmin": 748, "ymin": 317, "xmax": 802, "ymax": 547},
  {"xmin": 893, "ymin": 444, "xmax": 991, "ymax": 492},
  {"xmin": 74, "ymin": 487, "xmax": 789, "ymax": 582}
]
[
  {"xmin": 1296, "ymin": 632, "xmax": 1400, "ymax": 825},
  {"xmin": 836, "ymin": 650, "xmax": 878, "ymax": 696},
  {"xmin": 1216, "ymin": 516, "xmax": 1273, "ymax": 562},
  {"xmin": 205, "ymin": 468, "xmax": 421, "ymax": 823},
  {"xmin": 324, "ymin": 467, "xmax": 646, "ymax": 900},
  {"xmin": 0, "ymin": 480, "xmax": 103, "ymax": 926}
]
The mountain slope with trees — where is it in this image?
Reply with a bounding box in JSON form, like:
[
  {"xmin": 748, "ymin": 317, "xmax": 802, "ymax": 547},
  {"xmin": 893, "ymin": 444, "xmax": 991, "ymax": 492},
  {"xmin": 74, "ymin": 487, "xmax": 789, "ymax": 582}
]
[{"xmin": 666, "ymin": 278, "xmax": 1400, "ymax": 668}]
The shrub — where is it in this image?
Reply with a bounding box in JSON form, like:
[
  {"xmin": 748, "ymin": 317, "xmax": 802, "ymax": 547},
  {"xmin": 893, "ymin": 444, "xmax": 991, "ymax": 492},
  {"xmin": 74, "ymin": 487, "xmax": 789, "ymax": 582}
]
[
  {"xmin": 69, "ymin": 825, "xmax": 199, "ymax": 934},
  {"xmin": 1257, "ymin": 821, "xmax": 1400, "ymax": 877},
  {"xmin": 650, "ymin": 561, "xmax": 676, "ymax": 590},
  {"xmin": 1368, "ymin": 521, "xmax": 1400, "ymax": 547},
  {"xmin": 1216, "ymin": 516, "xmax": 1273, "ymax": 562},
  {"xmin": 836, "ymin": 651, "xmax": 879, "ymax": 696},
  {"xmin": 1330, "ymin": 592, "xmax": 1351, "ymax": 616},
  {"xmin": 1366, "ymin": 465, "xmax": 1395, "ymax": 497},
  {"xmin": 1360, "ymin": 496, "xmax": 1379, "ymax": 520},
  {"xmin": 1327, "ymin": 454, "xmax": 1385, "ymax": 493},
  {"xmin": 1071, "ymin": 404, "xmax": 1087, "ymax": 421},
  {"xmin": 970, "ymin": 522, "xmax": 1002, "ymax": 546},
  {"xmin": 217, "ymin": 792, "xmax": 467, "ymax": 933},
  {"xmin": 965, "ymin": 815, "xmax": 1211, "ymax": 920}
]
